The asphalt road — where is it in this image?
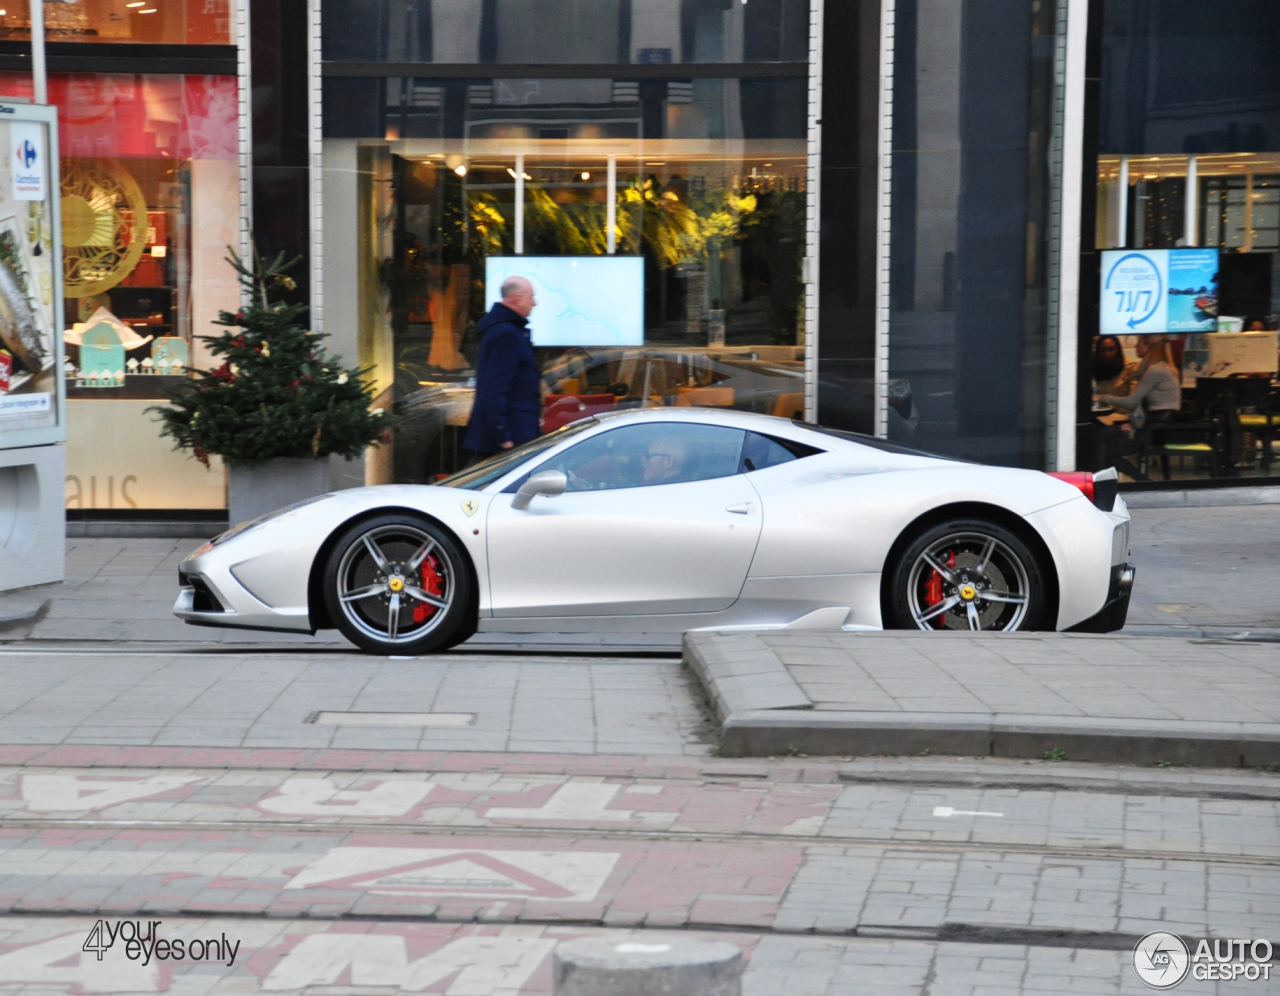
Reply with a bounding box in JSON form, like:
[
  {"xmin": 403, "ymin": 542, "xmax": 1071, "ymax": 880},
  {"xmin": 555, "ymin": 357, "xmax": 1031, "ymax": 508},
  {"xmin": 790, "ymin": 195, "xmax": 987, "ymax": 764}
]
[{"xmin": 1124, "ymin": 502, "xmax": 1280, "ymax": 636}]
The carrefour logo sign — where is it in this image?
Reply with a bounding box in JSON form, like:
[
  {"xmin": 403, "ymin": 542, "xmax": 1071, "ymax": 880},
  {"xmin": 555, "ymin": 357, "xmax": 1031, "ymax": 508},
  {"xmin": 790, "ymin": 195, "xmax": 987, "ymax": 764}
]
[
  {"xmin": 16, "ymin": 137, "xmax": 36, "ymax": 168},
  {"xmin": 9, "ymin": 121, "xmax": 45, "ymax": 201}
]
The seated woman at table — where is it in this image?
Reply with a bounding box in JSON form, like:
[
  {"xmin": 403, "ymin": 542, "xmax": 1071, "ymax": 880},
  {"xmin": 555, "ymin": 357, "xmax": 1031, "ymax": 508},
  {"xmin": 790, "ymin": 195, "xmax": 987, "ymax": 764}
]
[
  {"xmin": 1092, "ymin": 335, "xmax": 1138, "ymax": 398},
  {"xmin": 1095, "ymin": 334, "xmax": 1181, "ymax": 428}
]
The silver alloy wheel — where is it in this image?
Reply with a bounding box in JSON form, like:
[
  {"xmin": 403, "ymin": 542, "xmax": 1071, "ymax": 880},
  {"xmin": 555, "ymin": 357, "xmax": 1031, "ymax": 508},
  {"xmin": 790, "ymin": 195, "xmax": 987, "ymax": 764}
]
[
  {"xmin": 334, "ymin": 523, "xmax": 455, "ymax": 645},
  {"xmin": 905, "ymin": 531, "xmax": 1031, "ymax": 631}
]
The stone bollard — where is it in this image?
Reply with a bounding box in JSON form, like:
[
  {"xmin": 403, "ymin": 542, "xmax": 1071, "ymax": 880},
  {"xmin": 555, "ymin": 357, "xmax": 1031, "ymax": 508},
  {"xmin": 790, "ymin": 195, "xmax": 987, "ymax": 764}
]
[{"xmin": 553, "ymin": 935, "xmax": 743, "ymax": 996}]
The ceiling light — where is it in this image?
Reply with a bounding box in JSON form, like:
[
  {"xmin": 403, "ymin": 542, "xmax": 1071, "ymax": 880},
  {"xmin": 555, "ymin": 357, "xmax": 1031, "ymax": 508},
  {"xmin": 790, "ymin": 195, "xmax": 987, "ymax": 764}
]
[
  {"xmin": 453, "ymin": 164, "xmax": 467, "ymax": 176},
  {"xmin": 506, "ymin": 168, "xmax": 518, "ymax": 179},
  {"xmin": 126, "ymin": 2, "xmax": 144, "ymax": 6},
  {"xmin": 139, "ymin": 7, "xmax": 157, "ymax": 11},
  {"xmin": 581, "ymin": 171, "xmax": 590, "ymax": 180}
]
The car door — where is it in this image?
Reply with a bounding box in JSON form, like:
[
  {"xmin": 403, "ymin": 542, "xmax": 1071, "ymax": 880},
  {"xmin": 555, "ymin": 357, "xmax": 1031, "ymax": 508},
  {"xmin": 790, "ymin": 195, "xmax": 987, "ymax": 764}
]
[{"xmin": 485, "ymin": 421, "xmax": 762, "ymax": 617}]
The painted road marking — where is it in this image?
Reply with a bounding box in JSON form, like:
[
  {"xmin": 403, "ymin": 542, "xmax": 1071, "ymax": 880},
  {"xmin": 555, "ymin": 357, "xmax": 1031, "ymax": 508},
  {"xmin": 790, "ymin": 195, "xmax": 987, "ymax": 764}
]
[
  {"xmin": 256, "ymin": 777, "xmax": 435, "ymax": 817},
  {"xmin": 0, "ymin": 931, "xmax": 160, "ymax": 992},
  {"xmin": 20, "ymin": 774, "xmax": 202, "ymax": 813},
  {"xmin": 285, "ymin": 847, "xmax": 620, "ymax": 901},
  {"xmin": 933, "ymin": 806, "xmax": 1004, "ymax": 818},
  {"xmin": 485, "ymin": 781, "xmax": 675, "ymax": 826},
  {"xmin": 263, "ymin": 927, "xmax": 553, "ymax": 993}
]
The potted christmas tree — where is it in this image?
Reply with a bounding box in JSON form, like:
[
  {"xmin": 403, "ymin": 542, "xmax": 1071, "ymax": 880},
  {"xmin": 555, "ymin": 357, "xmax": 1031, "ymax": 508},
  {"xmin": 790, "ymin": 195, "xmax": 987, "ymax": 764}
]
[{"xmin": 151, "ymin": 249, "xmax": 389, "ymax": 524}]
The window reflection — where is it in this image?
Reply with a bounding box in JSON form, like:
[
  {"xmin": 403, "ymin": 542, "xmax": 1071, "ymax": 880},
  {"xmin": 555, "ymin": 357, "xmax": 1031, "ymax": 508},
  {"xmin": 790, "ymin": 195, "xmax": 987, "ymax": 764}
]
[
  {"xmin": 0, "ymin": 0, "xmax": 230, "ymax": 44},
  {"xmin": 321, "ymin": 0, "xmax": 807, "ymax": 65},
  {"xmin": 531, "ymin": 421, "xmax": 746, "ymax": 490}
]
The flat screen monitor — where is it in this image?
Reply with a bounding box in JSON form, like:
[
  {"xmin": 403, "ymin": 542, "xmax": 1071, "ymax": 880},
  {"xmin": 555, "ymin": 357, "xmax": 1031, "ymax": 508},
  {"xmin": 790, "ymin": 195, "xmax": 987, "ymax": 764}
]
[
  {"xmin": 1100, "ymin": 247, "xmax": 1219, "ymax": 335},
  {"xmin": 485, "ymin": 256, "xmax": 644, "ymax": 347}
]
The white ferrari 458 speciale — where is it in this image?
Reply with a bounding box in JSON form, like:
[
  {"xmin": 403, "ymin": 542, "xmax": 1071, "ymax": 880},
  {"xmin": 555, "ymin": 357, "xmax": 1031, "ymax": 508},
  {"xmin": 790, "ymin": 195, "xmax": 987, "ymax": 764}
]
[{"xmin": 175, "ymin": 408, "xmax": 1135, "ymax": 654}]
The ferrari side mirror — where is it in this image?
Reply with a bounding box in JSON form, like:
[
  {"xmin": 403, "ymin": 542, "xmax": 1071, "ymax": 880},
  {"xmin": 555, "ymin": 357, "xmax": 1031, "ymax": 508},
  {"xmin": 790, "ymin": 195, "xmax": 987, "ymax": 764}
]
[{"xmin": 511, "ymin": 470, "xmax": 568, "ymax": 510}]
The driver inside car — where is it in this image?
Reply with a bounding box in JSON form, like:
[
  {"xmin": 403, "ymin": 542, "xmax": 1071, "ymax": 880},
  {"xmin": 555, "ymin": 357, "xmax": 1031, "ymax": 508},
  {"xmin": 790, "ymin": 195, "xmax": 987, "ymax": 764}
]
[{"xmin": 641, "ymin": 436, "xmax": 691, "ymax": 485}]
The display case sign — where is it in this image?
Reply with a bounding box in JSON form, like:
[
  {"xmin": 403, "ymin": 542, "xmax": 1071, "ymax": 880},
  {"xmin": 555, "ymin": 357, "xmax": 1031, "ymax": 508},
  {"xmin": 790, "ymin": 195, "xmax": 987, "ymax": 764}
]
[
  {"xmin": 79, "ymin": 322, "xmax": 124, "ymax": 387},
  {"xmin": 1100, "ymin": 248, "xmax": 1219, "ymax": 336},
  {"xmin": 151, "ymin": 336, "xmax": 189, "ymax": 374},
  {"xmin": 0, "ymin": 103, "xmax": 62, "ymax": 446}
]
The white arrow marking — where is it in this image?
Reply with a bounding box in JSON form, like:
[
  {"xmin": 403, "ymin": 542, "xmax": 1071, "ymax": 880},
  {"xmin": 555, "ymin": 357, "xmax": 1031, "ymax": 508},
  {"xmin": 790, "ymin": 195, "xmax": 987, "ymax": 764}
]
[{"xmin": 933, "ymin": 806, "xmax": 1004, "ymax": 818}]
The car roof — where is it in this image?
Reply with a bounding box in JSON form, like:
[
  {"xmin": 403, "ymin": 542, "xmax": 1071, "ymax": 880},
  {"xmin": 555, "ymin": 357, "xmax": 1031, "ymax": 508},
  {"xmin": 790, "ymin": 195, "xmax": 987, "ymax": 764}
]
[{"xmin": 586, "ymin": 406, "xmax": 939, "ymax": 457}]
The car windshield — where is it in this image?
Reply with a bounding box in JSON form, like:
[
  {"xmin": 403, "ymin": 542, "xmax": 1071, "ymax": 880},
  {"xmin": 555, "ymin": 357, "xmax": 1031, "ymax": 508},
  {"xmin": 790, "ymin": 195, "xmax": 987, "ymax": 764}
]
[{"xmin": 437, "ymin": 418, "xmax": 600, "ymax": 491}]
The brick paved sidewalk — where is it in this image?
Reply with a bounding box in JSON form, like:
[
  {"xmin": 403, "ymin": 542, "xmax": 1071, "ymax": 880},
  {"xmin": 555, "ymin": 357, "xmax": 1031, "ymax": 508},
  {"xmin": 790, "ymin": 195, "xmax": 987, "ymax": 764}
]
[{"xmin": 0, "ymin": 748, "xmax": 1275, "ymax": 993}]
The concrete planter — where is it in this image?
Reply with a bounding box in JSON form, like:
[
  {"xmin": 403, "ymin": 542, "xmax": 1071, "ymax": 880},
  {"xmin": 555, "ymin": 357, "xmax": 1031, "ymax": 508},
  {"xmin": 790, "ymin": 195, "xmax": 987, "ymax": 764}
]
[{"xmin": 228, "ymin": 457, "xmax": 329, "ymax": 526}]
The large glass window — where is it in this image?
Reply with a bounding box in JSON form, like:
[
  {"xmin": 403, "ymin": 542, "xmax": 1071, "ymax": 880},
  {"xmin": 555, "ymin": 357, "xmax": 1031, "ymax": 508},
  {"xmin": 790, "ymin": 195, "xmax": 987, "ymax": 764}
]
[
  {"xmin": 0, "ymin": 0, "xmax": 230, "ymax": 44},
  {"xmin": 322, "ymin": 0, "xmax": 807, "ymax": 65},
  {"xmin": 0, "ymin": 72, "xmax": 240, "ymax": 509},
  {"xmin": 331, "ymin": 74, "xmax": 807, "ymax": 483},
  {"xmin": 885, "ymin": 0, "xmax": 1060, "ymax": 466},
  {"xmin": 1088, "ymin": 0, "xmax": 1280, "ymax": 483}
]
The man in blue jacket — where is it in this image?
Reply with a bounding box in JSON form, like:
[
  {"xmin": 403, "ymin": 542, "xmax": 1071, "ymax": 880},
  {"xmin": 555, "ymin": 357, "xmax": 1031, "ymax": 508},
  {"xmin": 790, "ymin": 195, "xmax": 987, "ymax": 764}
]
[{"xmin": 463, "ymin": 275, "xmax": 541, "ymax": 461}]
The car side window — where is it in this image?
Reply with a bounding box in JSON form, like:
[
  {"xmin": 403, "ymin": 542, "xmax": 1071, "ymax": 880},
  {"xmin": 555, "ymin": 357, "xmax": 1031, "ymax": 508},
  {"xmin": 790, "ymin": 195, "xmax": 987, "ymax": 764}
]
[
  {"xmin": 530, "ymin": 423, "xmax": 747, "ymax": 492},
  {"xmin": 739, "ymin": 431, "xmax": 823, "ymax": 473}
]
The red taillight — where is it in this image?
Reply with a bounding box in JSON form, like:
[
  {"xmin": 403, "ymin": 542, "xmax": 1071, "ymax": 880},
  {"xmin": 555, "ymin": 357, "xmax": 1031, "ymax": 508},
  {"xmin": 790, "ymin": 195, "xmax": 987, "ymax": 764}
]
[{"xmin": 1047, "ymin": 471, "xmax": 1094, "ymax": 503}]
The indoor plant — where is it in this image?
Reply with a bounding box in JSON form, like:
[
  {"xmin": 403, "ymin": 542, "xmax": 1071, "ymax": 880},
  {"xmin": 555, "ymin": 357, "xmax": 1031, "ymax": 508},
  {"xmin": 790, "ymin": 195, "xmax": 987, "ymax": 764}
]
[{"xmin": 151, "ymin": 249, "xmax": 389, "ymax": 524}]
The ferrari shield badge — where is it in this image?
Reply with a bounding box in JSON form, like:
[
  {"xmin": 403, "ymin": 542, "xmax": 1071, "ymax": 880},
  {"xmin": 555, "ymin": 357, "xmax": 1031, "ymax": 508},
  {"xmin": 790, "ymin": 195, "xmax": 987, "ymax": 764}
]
[{"xmin": 461, "ymin": 499, "xmax": 479, "ymax": 517}]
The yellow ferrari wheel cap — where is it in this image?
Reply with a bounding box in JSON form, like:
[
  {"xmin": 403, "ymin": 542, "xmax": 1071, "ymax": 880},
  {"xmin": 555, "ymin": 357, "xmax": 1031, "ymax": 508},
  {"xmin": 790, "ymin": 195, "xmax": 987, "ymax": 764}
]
[
  {"xmin": 959, "ymin": 584, "xmax": 977, "ymax": 600},
  {"xmin": 388, "ymin": 576, "xmax": 405, "ymax": 593}
]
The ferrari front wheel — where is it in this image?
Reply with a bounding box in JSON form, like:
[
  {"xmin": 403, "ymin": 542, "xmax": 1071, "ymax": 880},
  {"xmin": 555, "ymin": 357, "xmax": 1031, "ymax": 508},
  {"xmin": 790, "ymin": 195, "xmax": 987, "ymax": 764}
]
[
  {"xmin": 887, "ymin": 519, "xmax": 1047, "ymax": 632},
  {"xmin": 323, "ymin": 514, "xmax": 475, "ymax": 655}
]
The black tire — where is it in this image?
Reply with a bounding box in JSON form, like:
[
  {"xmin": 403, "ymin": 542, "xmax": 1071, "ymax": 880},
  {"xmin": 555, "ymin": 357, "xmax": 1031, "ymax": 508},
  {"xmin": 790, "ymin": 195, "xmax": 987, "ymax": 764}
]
[
  {"xmin": 886, "ymin": 518, "xmax": 1047, "ymax": 632},
  {"xmin": 323, "ymin": 513, "xmax": 476, "ymax": 655}
]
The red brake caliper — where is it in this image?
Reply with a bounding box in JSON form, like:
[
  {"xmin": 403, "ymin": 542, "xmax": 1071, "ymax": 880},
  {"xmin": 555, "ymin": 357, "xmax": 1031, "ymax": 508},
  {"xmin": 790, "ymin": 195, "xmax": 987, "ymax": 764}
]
[
  {"xmin": 413, "ymin": 554, "xmax": 445, "ymax": 623},
  {"xmin": 924, "ymin": 551, "xmax": 955, "ymax": 613}
]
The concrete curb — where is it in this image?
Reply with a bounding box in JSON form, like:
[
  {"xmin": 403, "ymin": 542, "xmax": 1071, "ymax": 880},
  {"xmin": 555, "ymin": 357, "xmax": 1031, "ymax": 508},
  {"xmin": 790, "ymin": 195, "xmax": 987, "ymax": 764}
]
[
  {"xmin": 836, "ymin": 757, "xmax": 1280, "ymax": 799},
  {"xmin": 1123, "ymin": 485, "xmax": 1280, "ymax": 508},
  {"xmin": 66, "ymin": 521, "xmax": 225, "ymax": 539},
  {"xmin": 683, "ymin": 632, "xmax": 812, "ymax": 721},
  {"xmin": 718, "ymin": 709, "xmax": 1280, "ymax": 768},
  {"xmin": 685, "ymin": 633, "xmax": 1280, "ymax": 767}
]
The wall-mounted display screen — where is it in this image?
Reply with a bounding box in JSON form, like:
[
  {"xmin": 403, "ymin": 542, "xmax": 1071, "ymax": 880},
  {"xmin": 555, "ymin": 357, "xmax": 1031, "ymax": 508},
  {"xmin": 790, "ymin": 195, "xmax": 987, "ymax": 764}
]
[
  {"xmin": 1100, "ymin": 247, "xmax": 1219, "ymax": 335},
  {"xmin": 485, "ymin": 256, "xmax": 644, "ymax": 347}
]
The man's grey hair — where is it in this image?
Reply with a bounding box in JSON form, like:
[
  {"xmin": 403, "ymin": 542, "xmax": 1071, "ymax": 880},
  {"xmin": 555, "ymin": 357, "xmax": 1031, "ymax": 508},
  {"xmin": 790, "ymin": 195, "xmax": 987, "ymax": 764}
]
[{"xmin": 500, "ymin": 276, "xmax": 529, "ymax": 299}]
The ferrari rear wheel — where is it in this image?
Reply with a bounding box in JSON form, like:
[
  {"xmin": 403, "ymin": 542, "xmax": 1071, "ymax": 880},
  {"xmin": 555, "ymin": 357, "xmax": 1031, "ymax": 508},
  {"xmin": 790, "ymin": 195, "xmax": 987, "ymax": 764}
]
[
  {"xmin": 888, "ymin": 519, "xmax": 1046, "ymax": 632},
  {"xmin": 323, "ymin": 514, "xmax": 474, "ymax": 655}
]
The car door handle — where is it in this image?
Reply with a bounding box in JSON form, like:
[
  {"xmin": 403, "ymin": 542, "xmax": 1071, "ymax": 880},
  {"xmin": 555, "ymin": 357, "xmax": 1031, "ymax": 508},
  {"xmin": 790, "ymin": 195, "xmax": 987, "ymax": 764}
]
[{"xmin": 726, "ymin": 502, "xmax": 756, "ymax": 514}]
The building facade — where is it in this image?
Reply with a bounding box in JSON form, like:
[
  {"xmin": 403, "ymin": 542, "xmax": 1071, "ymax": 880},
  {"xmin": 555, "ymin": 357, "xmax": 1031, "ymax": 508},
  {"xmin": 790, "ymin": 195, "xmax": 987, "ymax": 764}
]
[{"xmin": 42, "ymin": 0, "xmax": 1280, "ymax": 517}]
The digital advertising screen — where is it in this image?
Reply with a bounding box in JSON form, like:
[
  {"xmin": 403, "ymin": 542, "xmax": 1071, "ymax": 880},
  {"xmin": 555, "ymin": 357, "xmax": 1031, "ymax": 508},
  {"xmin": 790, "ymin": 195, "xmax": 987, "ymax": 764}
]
[
  {"xmin": 1100, "ymin": 247, "xmax": 1218, "ymax": 336},
  {"xmin": 484, "ymin": 256, "xmax": 644, "ymax": 347}
]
